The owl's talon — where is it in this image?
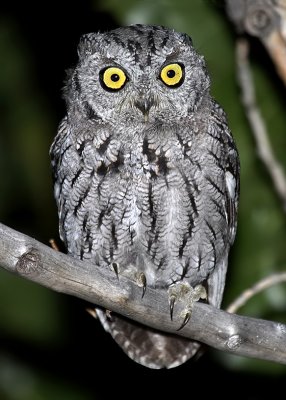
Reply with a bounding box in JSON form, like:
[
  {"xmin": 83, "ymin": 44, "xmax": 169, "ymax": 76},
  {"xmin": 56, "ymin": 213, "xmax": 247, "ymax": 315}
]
[
  {"xmin": 138, "ymin": 273, "xmax": 147, "ymax": 298},
  {"xmin": 177, "ymin": 312, "xmax": 191, "ymax": 331},
  {"xmin": 169, "ymin": 295, "xmax": 176, "ymax": 320},
  {"xmin": 112, "ymin": 262, "xmax": 119, "ymax": 279}
]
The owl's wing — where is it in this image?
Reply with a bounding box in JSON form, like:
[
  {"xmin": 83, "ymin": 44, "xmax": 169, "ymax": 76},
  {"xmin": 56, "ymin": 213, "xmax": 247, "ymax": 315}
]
[
  {"xmin": 207, "ymin": 102, "xmax": 240, "ymax": 308},
  {"xmin": 50, "ymin": 116, "xmax": 72, "ymax": 245}
]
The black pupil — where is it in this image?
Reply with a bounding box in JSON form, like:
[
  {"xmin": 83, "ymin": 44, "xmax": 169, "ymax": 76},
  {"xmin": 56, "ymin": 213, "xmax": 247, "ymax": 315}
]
[
  {"xmin": 167, "ymin": 69, "xmax": 176, "ymax": 78},
  {"xmin": 111, "ymin": 74, "xmax": 120, "ymax": 82}
]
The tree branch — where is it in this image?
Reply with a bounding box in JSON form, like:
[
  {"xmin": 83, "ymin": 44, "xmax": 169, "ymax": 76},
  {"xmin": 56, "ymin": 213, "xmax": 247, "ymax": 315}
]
[
  {"xmin": 1, "ymin": 222, "xmax": 286, "ymax": 364},
  {"xmin": 236, "ymin": 37, "xmax": 286, "ymax": 211},
  {"xmin": 226, "ymin": 272, "xmax": 286, "ymax": 313}
]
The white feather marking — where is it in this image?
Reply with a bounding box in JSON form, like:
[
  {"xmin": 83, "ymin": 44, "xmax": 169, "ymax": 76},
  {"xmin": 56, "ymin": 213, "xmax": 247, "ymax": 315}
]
[{"xmin": 225, "ymin": 170, "xmax": 236, "ymax": 199}]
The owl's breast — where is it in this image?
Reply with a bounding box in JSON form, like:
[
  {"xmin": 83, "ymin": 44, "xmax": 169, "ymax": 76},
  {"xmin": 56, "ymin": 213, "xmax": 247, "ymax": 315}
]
[{"xmin": 56, "ymin": 120, "xmax": 229, "ymax": 289}]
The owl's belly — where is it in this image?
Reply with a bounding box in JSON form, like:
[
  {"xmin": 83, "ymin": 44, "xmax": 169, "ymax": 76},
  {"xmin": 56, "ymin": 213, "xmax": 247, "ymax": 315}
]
[
  {"xmin": 63, "ymin": 162, "xmax": 226, "ymax": 289},
  {"xmin": 58, "ymin": 121, "xmax": 229, "ymax": 288}
]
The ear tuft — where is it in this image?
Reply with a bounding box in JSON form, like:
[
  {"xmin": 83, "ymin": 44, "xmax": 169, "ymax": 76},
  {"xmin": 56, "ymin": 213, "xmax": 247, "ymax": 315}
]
[{"xmin": 77, "ymin": 33, "xmax": 102, "ymax": 59}]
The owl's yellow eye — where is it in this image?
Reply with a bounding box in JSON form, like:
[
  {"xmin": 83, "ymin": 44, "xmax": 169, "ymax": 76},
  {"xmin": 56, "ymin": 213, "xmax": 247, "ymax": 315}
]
[
  {"xmin": 100, "ymin": 66, "xmax": 127, "ymax": 91},
  {"xmin": 160, "ymin": 63, "xmax": 184, "ymax": 87}
]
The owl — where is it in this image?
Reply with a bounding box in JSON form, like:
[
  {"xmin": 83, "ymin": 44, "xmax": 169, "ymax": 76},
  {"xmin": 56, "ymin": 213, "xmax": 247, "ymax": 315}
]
[{"xmin": 50, "ymin": 24, "xmax": 240, "ymax": 369}]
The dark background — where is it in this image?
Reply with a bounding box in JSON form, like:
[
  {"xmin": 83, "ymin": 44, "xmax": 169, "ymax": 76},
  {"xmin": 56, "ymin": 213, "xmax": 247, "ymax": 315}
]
[{"xmin": 0, "ymin": 1, "xmax": 286, "ymax": 398}]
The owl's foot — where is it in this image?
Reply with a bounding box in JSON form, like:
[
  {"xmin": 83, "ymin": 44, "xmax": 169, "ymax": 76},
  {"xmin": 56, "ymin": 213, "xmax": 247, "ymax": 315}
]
[
  {"xmin": 127, "ymin": 270, "xmax": 147, "ymax": 298},
  {"xmin": 112, "ymin": 263, "xmax": 147, "ymax": 298},
  {"xmin": 137, "ymin": 272, "xmax": 147, "ymax": 298},
  {"xmin": 168, "ymin": 282, "xmax": 207, "ymax": 330},
  {"xmin": 126, "ymin": 271, "xmax": 146, "ymax": 297}
]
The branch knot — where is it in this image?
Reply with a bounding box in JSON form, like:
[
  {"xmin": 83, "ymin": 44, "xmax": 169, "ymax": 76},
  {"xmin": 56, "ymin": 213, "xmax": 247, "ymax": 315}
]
[{"xmin": 16, "ymin": 249, "xmax": 42, "ymax": 275}]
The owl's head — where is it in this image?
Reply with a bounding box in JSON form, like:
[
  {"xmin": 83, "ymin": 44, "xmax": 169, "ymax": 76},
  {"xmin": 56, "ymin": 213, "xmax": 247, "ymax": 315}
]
[{"xmin": 65, "ymin": 24, "xmax": 211, "ymax": 124}]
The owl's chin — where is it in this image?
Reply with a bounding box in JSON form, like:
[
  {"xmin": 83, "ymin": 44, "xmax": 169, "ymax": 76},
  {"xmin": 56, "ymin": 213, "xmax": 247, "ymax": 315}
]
[{"xmin": 111, "ymin": 109, "xmax": 186, "ymax": 126}]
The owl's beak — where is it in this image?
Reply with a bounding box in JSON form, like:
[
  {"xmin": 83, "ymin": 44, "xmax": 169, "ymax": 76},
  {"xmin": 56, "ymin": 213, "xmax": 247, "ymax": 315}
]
[{"xmin": 134, "ymin": 97, "xmax": 154, "ymax": 122}]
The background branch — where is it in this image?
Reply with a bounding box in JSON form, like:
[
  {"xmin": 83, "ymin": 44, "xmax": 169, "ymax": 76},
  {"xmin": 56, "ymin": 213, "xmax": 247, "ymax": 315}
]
[
  {"xmin": 226, "ymin": 0, "xmax": 286, "ymax": 86},
  {"xmin": 1, "ymin": 221, "xmax": 286, "ymax": 365},
  {"xmin": 226, "ymin": 271, "xmax": 286, "ymax": 313},
  {"xmin": 235, "ymin": 37, "xmax": 286, "ymax": 210},
  {"xmin": 226, "ymin": 0, "xmax": 286, "ymax": 211}
]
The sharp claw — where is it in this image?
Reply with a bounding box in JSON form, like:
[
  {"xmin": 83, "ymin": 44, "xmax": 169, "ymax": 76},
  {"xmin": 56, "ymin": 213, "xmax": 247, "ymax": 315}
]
[
  {"xmin": 112, "ymin": 262, "xmax": 119, "ymax": 279},
  {"xmin": 169, "ymin": 295, "xmax": 176, "ymax": 320},
  {"xmin": 139, "ymin": 273, "xmax": 147, "ymax": 298},
  {"xmin": 177, "ymin": 312, "xmax": 191, "ymax": 331}
]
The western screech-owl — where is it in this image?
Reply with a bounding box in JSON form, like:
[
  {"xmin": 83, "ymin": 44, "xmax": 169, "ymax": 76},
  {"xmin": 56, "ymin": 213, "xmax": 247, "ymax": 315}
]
[{"xmin": 50, "ymin": 24, "xmax": 240, "ymax": 369}]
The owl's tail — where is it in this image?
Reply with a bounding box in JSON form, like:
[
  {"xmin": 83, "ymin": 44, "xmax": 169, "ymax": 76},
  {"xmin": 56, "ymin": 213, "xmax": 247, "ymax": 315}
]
[{"xmin": 95, "ymin": 308, "xmax": 201, "ymax": 369}]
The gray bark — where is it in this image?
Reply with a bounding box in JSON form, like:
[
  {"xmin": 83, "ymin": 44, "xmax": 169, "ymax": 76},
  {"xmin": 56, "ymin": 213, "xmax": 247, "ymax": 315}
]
[{"xmin": 0, "ymin": 222, "xmax": 285, "ymax": 364}]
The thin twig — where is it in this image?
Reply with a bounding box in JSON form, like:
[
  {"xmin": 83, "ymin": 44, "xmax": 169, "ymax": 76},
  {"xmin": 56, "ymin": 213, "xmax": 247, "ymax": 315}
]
[
  {"xmin": 49, "ymin": 238, "xmax": 60, "ymax": 251},
  {"xmin": 236, "ymin": 37, "xmax": 286, "ymax": 211},
  {"xmin": 226, "ymin": 272, "xmax": 286, "ymax": 313}
]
